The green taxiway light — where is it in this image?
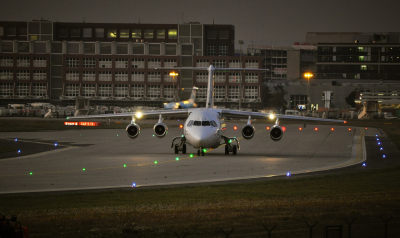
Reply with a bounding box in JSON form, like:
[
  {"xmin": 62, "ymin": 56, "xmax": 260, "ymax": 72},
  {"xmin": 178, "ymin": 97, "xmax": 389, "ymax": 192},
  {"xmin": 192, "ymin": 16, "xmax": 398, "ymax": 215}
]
[
  {"xmin": 154, "ymin": 161, "xmax": 158, "ymax": 164},
  {"xmin": 190, "ymin": 154, "xmax": 193, "ymax": 157},
  {"xmin": 203, "ymin": 149, "xmax": 207, "ymax": 152},
  {"xmin": 30, "ymin": 172, "xmax": 32, "ymax": 175},
  {"xmin": 124, "ymin": 164, "xmax": 127, "ymax": 167},
  {"xmin": 66, "ymin": 117, "xmax": 69, "ymax": 120},
  {"xmin": 83, "ymin": 168, "xmax": 86, "ymax": 171},
  {"xmin": 176, "ymin": 157, "xmax": 179, "ymax": 161}
]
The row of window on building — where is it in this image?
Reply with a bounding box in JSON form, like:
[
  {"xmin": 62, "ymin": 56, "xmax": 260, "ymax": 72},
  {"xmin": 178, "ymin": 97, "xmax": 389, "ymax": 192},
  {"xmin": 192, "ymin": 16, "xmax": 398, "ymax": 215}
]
[{"xmin": 0, "ymin": 83, "xmax": 258, "ymax": 100}]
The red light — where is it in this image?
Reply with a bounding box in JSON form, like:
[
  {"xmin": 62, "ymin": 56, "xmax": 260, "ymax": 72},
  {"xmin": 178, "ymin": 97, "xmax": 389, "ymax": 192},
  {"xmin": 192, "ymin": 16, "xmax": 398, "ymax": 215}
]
[
  {"xmin": 331, "ymin": 128, "xmax": 334, "ymax": 131},
  {"xmin": 266, "ymin": 126, "xmax": 270, "ymax": 130},
  {"xmin": 234, "ymin": 126, "xmax": 237, "ymax": 130},
  {"xmin": 344, "ymin": 121, "xmax": 347, "ymax": 124},
  {"xmin": 315, "ymin": 127, "xmax": 318, "ymax": 131},
  {"xmin": 299, "ymin": 127, "xmax": 302, "ymax": 131},
  {"xmin": 282, "ymin": 127, "xmax": 286, "ymax": 132},
  {"xmin": 179, "ymin": 124, "xmax": 183, "ymax": 129},
  {"xmin": 365, "ymin": 127, "xmax": 368, "ymax": 130},
  {"xmin": 348, "ymin": 128, "xmax": 352, "ymax": 131}
]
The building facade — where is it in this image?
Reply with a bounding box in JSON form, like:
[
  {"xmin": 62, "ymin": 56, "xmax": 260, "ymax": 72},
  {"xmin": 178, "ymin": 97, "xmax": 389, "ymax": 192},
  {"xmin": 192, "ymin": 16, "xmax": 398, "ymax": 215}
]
[{"xmin": 0, "ymin": 20, "xmax": 263, "ymax": 109}]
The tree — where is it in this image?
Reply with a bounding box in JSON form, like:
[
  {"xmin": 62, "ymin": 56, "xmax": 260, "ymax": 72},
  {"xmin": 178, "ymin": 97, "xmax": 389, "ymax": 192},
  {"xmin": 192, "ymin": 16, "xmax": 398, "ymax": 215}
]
[
  {"xmin": 261, "ymin": 83, "xmax": 272, "ymax": 108},
  {"xmin": 345, "ymin": 90, "xmax": 356, "ymax": 108},
  {"xmin": 270, "ymin": 84, "xmax": 287, "ymax": 111}
]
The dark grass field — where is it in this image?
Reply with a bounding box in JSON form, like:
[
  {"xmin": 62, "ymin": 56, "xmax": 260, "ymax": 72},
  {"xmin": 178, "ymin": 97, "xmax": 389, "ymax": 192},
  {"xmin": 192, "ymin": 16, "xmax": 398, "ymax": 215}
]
[{"xmin": 0, "ymin": 118, "xmax": 399, "ymax": 237}]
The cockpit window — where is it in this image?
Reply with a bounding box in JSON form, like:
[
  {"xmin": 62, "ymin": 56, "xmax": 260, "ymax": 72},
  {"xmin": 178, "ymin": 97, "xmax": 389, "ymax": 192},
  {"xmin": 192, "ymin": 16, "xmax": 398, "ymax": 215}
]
[
  {"xmin": 210, "ymin": 120, "xmax": 217, "ymax": 127},
  {"xmin": 193, "ymin": 121, "xmax": 201, "ymax": 126},
  {"xmin": 187, "ymin": 120, "xmax": 194, "ymax": 127},
  {"xmin": 202, "ymin": 121, "xmax": 210, "ymax": 126}
]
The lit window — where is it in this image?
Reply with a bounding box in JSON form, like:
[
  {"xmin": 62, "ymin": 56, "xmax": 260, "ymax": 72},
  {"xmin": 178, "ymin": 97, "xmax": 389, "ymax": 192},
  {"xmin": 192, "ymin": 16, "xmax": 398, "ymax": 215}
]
[
  {"xmin": 144, "ymin": 29, "xmax": 154, "ymax": 39},
  {"xmin": 168, "ymin": 29, "xmax": 177, "ymax": 39},
  {"xmin": 120, "ymin": 29, "xmax": 129, "ymax": 38},
  {"xmin": 107, "ymin": 29, "xmax": 117, "ymax": 38},
  {"xmin": 361, "ymin": 65, "xmax": 367, "ymax": 70},
  {"xmin": 132, "ymin": 29, "xmax": 141, "ymax": 38},
  {"xmin": 359, "ymin": 56, "xmax": 364, "ymax": 61},
  {"xmin": 156, "ymin": 29, "xmax": 165, "ymax": 39}
]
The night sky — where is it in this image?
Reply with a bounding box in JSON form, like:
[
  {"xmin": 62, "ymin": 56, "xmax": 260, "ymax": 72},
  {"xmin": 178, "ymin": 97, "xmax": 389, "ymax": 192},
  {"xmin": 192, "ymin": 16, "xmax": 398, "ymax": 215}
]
[{"xmin": 1, "ymin": 0, "xmax": 399, "ymax": 47}]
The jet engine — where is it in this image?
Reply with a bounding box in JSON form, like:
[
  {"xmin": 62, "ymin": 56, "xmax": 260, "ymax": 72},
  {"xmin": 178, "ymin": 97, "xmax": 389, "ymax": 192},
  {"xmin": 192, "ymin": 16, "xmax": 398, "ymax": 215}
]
[
  {"xmin": 153, "ymin": 123, "xmax": 168, "ymax": 138},
  {"xmin": 270, "ymin": 125, "xmax": 283, "ymax": 141},
  {"xmin": 126, "ymin": 123, "xmax": 140, "ymax": 139},
  {"xmin": 241, "ymin": 124, "xmax": 256, "ymax": 139}
]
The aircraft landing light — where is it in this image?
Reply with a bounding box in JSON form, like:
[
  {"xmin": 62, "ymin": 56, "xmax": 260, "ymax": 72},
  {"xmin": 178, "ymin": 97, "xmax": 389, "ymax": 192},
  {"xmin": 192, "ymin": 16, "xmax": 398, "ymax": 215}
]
[{"xmin": 269, "ymin": 114, "xmax": 275, "ymax": 120}]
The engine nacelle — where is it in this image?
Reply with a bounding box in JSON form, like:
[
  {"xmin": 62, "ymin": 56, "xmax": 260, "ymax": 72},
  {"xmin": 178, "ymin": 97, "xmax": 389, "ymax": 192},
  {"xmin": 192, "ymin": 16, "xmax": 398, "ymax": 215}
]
[
  {"xmin": 242, "ymin": 124, "xmax": 256, "ymax": 139},
  {"xmin": 126, "ymin": 123, "xmax": 140, "ymax": 139},
  {"xmin": 153, "ymin": 123, "xmax": 168, "ymax": 138},
  {"xmin": 270, "ymin": 125, "xmax": 283, "ymax": 141}
]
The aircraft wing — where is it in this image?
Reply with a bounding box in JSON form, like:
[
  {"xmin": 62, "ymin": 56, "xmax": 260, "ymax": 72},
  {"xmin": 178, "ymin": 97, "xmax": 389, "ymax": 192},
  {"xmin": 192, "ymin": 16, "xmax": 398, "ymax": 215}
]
[
  {"xmin": 68, "ymin": 109, "xmax": 189, "ymax": 120},
  {"xmin": 221, "ymin": 109, "xmax": 345, "ymax": 123}
]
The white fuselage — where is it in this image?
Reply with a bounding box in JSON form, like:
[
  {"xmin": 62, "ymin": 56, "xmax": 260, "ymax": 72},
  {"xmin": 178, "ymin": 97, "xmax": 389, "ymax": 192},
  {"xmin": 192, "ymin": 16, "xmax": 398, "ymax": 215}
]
[{"xmin": 184, "ymin": 109, "xmax": 222, "ymax": 149}]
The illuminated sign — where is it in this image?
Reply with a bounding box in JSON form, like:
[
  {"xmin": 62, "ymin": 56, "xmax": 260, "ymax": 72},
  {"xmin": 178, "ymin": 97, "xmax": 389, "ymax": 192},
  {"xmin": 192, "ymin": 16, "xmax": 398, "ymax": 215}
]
[{"xmin": 64, "ymin": 122, "xmax": 101, "ymax": 126}]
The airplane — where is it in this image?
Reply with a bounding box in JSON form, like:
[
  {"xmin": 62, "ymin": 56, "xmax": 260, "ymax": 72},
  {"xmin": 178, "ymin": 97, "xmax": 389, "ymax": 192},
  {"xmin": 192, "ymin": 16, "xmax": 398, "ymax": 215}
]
[
  {"xmin": 163, "ymin": 86, "xmax": 198, "ymax": 109},
  {"xmin": 68, "ymin": 65, "xmax": 344, "ymax": 156}
]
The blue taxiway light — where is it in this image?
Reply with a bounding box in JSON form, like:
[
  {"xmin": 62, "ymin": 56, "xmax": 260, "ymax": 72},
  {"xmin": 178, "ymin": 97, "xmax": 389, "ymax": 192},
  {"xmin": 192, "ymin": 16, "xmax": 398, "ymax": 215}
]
[
  {"xmin": 378, "ymin": 142, "xmax": 381, "ymax": 145},
  {"xmin": 383, "ymin": 155, "xmax": 386, "ymax": 158},
  {"xmin": 54, "ymin": 143, "xmax": 58, "ymax": 146},
  {"xmin": 14, "ymin": 139, "xmax": 18, "ymax": 142},
  {"xmin": 380, "ymin": 147, "xmax": 383, "ymax": 151},
  {"xmin": 17, "ymin": 150, "xmax": 21, "ymax": 153},
  {"xmin": 132, "ymin": 183, "xmax": 137, "ymax": 188},
  {"xmin": 286, "ymin": 172, "xmax": 291, "ymax": 177},
  {"xmin": 362, "ymin": 163, "xmax": 366, "ymax": 167}
]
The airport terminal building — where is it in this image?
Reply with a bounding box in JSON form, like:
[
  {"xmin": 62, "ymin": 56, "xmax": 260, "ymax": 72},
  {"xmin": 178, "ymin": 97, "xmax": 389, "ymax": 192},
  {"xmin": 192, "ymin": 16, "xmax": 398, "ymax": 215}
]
[{"xmin": 0, "ymin": 20, "xmax": 263, "ymax": 110}]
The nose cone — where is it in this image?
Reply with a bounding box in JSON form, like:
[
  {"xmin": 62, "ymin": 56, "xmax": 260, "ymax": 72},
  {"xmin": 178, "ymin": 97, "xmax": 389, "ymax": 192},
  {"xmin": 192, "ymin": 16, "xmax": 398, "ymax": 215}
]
[{"xmin": 190, "ymin": 128, "xmax": 215, "ymax": 148}]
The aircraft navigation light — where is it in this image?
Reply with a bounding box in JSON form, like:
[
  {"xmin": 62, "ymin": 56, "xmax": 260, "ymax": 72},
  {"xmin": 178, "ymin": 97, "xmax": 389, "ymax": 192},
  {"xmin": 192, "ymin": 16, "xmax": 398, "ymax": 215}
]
[
  {"xmin": 286, "ymin": 172, "xmax": 291, "ymax": 177},
  {"xmin": 176, "ymin": 157, "xmax": 179, "ymax": 161},
  {"xmin": 132, "ymin": 183, "xmax": 137, "ymax": 187},
  {"xmin": 269, "ymin": 114, "xmax": 275, "ymax": 120},
  {"xmin": 135, "ymin": 112, "xmax": 143, "ymax": 118}
]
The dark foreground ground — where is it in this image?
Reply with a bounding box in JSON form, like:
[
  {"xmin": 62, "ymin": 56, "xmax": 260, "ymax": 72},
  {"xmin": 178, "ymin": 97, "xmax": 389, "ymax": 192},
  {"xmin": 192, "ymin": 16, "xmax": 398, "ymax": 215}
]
[{"xmin": 0, "ymin": 118, "xmax": 399, "ymax": 237}]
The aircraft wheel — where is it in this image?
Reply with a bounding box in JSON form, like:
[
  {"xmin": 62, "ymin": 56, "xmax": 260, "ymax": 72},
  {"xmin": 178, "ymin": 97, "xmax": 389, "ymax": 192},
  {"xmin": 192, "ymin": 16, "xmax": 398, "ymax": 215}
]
[
  {"xmin": 201, "ymin": 148, "xmax": 205, "ymax": 156},
  {"xmin": 182, "ymin": 144, "xmax": 187, "ymax": 154},
  {"xmin": 174, "ymin": 145, "xmax": 179, "ymax": 154},
  {"xmin": 225, "ymin": 145, "xmax": 229, "ymax": 155},
  {"xmin": 197, "ymin": 149, "xmax": 200, "ymax": 156},
  {"xmin": 232, "ymin": 145, "xmax": 237, "ymax": 155}
]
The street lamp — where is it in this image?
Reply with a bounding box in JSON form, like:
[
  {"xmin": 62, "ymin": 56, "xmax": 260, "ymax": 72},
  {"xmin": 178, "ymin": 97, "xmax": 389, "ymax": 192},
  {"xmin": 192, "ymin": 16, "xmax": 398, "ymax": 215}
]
[
  {"xmin": 304, "ymin": 72, "xmax": 313, "ymax": 113},
  {"xmin": 238, "ymin": 40, "xmax": 244, "ymax": 110},
  {"xmin": 170, "ymin": 72, "xmax": 178, "ymax": 101}
]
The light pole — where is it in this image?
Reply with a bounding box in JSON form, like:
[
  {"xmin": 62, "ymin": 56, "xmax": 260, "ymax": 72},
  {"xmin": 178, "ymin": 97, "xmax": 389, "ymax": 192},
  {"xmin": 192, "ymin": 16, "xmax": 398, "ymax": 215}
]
[
  {"xmin": 170, "ymin": 72, "xmax": 178, "ymax": 101},
  {"xmin": 238, "ymin": 40, "xmax": 244, "ymax": 110},
  {"xmin": 304, "ymin": 72, "xmax": 313, "ymax": 113}
]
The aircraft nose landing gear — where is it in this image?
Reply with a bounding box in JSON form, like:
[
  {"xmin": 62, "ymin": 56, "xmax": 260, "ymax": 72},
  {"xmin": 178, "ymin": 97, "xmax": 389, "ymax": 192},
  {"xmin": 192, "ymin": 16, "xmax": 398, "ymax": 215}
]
[{"xmin": 197, "ymin": 147, "xmax": 205, "ymax": 156}]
